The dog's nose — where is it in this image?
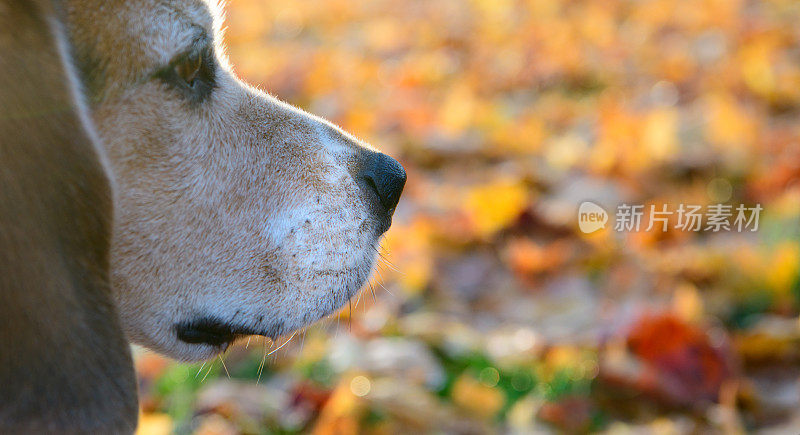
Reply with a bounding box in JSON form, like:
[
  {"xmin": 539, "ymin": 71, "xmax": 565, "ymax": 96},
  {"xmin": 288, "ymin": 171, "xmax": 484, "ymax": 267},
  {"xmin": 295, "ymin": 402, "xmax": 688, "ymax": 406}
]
[{"xmin": 360, "ymin": 153, "xmax": 406, "ymax": 213}]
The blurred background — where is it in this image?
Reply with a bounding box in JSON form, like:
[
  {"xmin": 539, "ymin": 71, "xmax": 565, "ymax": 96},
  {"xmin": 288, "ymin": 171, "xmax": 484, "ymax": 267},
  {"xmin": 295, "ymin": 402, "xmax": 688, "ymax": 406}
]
[{"xmin": 136, "ymin": 0, "xmax": 800, "ymax": 433}]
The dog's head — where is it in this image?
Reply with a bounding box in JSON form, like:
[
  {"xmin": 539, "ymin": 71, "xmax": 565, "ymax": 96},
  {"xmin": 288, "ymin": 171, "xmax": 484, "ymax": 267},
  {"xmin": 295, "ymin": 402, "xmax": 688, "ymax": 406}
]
[{"xmin": 63, "ymin": 0, "xmax": 405, "ymax": 360}]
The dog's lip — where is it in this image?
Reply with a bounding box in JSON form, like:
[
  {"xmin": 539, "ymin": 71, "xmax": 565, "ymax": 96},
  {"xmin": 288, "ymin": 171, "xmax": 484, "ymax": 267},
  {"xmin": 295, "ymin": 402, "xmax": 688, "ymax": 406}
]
[{"xmin": 175, "ymin": 317, "xmax": 270, "ymax": 347}]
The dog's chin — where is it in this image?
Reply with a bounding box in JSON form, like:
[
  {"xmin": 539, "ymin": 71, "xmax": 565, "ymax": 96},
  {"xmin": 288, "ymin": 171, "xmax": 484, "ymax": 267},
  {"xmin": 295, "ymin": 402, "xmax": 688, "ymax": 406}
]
[{"xmin": 162, "ymin": 247, "xmax": 380, "ymax": 362}]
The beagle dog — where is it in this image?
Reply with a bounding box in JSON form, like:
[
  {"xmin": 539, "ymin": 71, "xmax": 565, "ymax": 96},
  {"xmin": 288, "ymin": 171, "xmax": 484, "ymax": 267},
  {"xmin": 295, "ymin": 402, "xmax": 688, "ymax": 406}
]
[{"xmin": 0, "ymin": 0, "xmax": 405, "ymax": 432}]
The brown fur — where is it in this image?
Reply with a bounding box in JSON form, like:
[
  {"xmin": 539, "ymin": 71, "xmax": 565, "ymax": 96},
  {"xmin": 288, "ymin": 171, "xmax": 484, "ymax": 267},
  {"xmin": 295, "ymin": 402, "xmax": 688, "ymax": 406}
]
[{"xmin": 0, "ymin": 1, "xmax": 137, "ymax": 432}]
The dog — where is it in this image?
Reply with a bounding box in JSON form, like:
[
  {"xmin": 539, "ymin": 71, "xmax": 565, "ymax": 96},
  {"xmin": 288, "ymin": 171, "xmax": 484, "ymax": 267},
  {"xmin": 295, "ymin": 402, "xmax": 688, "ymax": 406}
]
[{"xmin": 0, "ymin": 0, "xmax": 405, "ymax": 432}]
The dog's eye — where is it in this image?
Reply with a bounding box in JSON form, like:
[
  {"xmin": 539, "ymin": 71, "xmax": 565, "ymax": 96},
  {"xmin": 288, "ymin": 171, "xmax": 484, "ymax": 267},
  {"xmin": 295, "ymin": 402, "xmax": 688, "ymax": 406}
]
[
  {"xmin": 174, "ymin": 53, "xmax": 203, "ymax": 88},
  {"xmin": 157, "ymin": 45, "xmax": 216, "ymax": 102}
]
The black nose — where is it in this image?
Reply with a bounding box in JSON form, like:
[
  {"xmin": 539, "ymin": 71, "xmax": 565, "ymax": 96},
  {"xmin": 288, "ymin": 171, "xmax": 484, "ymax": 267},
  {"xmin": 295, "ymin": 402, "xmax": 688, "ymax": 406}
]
[{"xmin": 360, "ymin": 153, "xmax": 406, "ymax": 213}]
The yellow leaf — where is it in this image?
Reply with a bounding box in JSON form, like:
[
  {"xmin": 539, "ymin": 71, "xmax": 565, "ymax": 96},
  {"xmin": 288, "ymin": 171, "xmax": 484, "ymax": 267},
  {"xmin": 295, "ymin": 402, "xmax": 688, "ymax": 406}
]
[
  {"xmin": 704, "ymin": 92, "xmax": 757, "ymax": 150},
  {"xmin": 767, "ymin": 241, "xmax": 800, "ymax": 297},
  {"xmin": 672, "ymin": 283, "xmax": 704, "ymax": 323},
  {"xmin": 463, "ymin": 178, "xmax": 529, "ymax": 238},
  {"xmin": 135, "ymin": 412, "xmax": 172, "ymax": 435},
  {"xmin": 312, "ymin": 374, "xmax": 365, "ymax": 435},
  {"xmin": 740, "ymin": 37, "xmax": 778, "ymax": 97},
  {"xmin": 545, "ymin": 134, "xmax": 589, "ymax": 172},
  {"xmin": 451, "ymin": 373, "xmax": 505, "ymax": 419},
  {"xmin": 439, "ymin": 83, "xmax": 477, "ymax": 136},
  {"xmin": 642, "ymin": 108, "xmax": 678, "ymax": 162}
]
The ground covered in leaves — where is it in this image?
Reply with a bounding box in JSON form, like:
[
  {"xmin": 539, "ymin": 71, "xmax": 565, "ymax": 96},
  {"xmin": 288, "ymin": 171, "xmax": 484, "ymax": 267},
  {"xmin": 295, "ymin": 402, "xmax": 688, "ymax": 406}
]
[{"xmin": 136, "ymin": 0, "xmax": 800, "ymax": 433}]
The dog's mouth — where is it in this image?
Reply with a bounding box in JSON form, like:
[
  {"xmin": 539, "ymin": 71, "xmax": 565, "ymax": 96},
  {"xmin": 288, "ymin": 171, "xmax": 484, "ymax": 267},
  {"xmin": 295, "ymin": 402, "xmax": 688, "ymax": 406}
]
[
  {"xmin": 175, "ymin": 317, "xmax": 271, "ymax": 347},
  {"xmin": 174, "ymin": 241, "xmax": 383, "ymax": 350}
]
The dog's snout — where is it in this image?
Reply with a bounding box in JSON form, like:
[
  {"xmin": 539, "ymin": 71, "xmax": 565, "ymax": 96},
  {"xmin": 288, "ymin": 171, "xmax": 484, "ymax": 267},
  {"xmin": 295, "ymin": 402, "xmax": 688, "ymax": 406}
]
[{"xmin": 360, "ymin": 153, "xmax": 406, "ymax": 213}]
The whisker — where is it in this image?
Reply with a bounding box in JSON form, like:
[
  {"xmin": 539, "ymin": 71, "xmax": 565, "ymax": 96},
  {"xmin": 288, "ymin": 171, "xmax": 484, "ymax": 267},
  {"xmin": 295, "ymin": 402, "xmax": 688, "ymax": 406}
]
[
  {"xmin": 219, "ymin": 355, "xmax": 231, "ymax": 379},
  {"xmin": 256, "ymin": 338, "xmax": 268, "ymax": 384},
  {"xmin": 195, "ymin": 361, "xmax": 207, "ymax": 379},
  {"xmin": 377, "ymin": 253, "xmax": 401, "ymax": 273},
  {"xmin": 201, "ymin": 360, "xmax": 215, "ymax": 382},
  {"xmin": 245, "ymin": 336, "xmax": 252, "ymax": 349},
  {"xmin": 372, "ymin": 267, "xmax": 396, "ymax": 298},
  {"xmin": 372, "ymin": 244, "xmax": 402, "ymax": 274},
  {"xmin": 267, "ymin": 332, "xmax": 297, "ymax": 357},
  {"xmin": 381, "ymin": 259, "xmax": 403, "ymax": 274},
  {"xmin": 369, "ymin": 282, "xmax": 376, "ymax": 302}
]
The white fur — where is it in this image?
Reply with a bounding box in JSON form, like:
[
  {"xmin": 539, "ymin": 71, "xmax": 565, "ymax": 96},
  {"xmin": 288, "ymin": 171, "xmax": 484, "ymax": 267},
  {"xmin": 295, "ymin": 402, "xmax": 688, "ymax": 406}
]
[{"xmin": 63, "ymin": 0, "xmax": 388, "ymax": 360}]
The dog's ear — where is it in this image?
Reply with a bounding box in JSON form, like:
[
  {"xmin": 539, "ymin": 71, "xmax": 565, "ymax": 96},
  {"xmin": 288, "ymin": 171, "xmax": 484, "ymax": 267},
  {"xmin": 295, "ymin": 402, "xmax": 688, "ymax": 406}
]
[{"xmin": 0, "ymin": 1, "xmax": 138, "ymax": 432}]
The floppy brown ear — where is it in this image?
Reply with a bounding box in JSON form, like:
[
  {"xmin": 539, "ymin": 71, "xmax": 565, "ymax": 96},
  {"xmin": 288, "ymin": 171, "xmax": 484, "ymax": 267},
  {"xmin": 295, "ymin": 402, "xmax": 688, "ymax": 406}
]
[{"xmin": 0, "ymin": 1, "xmax": 137, "ymax": 433}]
